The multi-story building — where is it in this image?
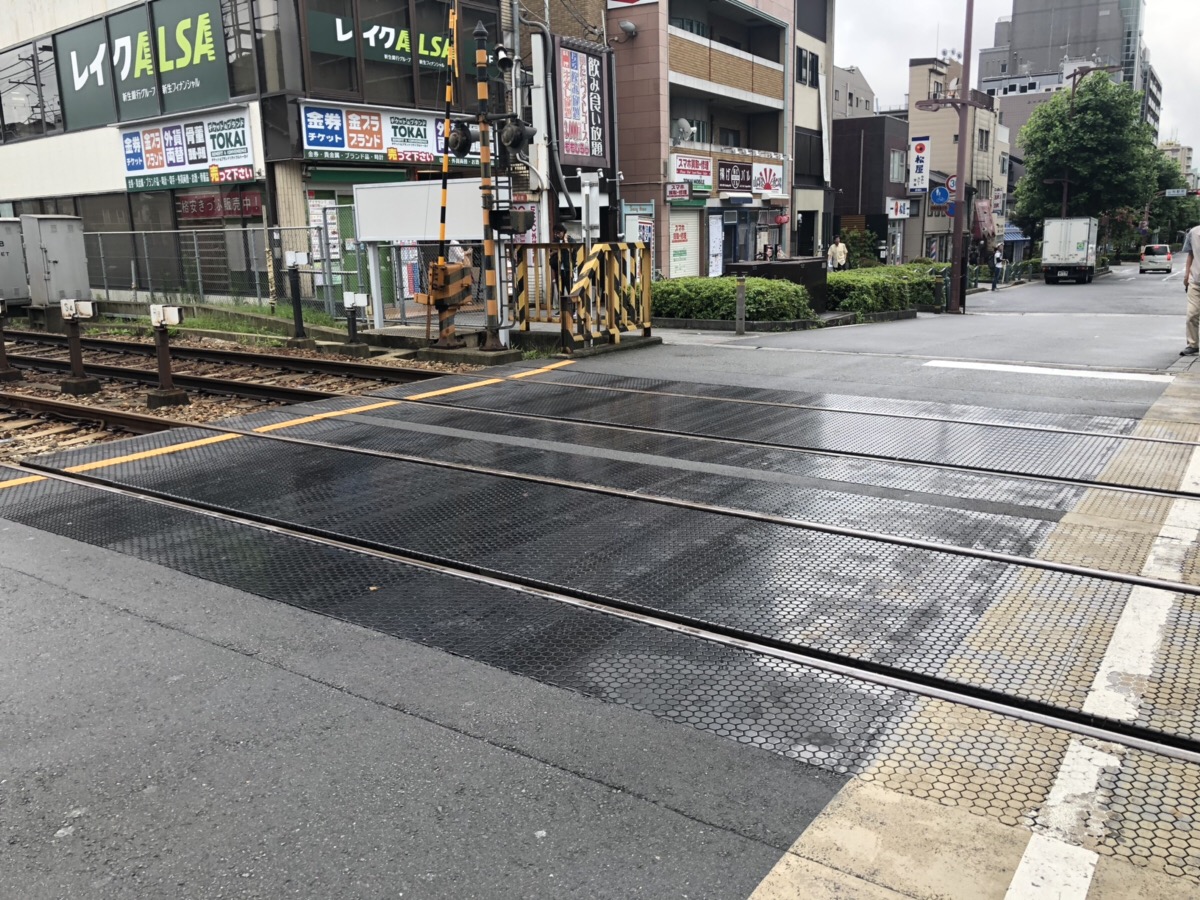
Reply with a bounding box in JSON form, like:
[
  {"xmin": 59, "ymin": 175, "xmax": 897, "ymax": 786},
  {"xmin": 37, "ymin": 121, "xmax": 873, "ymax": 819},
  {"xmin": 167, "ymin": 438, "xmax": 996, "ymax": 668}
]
[
  {"xmin": 830, "ymin": 115, "xmax": 909, "ymax": 261},
  {"xmin": 900, "ymin": 57, "xmax": 1009, "ymax": 263},
  {"xmin": 831, "ymin": 65, "xmax": 874, "ymax": 119},
  {"xmin": 1160, "ymin": 141, "xmax": 1194, "ymax": 181},
  {"xmin": 979, "ymin": 1, "xmax": 1161, "ymax": 143},
  {"xmin": 612, "ymin": 0, "xmax": 833, "ymax": 273}
]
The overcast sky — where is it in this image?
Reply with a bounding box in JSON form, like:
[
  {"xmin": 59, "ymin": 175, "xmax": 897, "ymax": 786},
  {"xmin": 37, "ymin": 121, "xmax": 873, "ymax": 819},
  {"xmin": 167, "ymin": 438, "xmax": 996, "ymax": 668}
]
[{"xmin": 834, "ymin": 0, "xmax": 1198, "ymax": 165}]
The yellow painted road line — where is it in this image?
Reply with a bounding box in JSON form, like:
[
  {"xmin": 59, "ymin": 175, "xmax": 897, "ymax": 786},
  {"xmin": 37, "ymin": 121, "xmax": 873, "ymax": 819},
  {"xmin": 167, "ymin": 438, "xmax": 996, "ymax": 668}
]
[
  {"xmin": 65, "ymin": 433, "xmax": 243, "ymax": 473},
  {"xmin": 0, "ymin": 474, "xmax": 46, "ymax": 490},
  {"xmin": 253, "ymin": 399, "xmax": 401, "ymax": 433},
  {"xmin": 508, "ymin": 360, "xmax": 576, "ymax": 379}
]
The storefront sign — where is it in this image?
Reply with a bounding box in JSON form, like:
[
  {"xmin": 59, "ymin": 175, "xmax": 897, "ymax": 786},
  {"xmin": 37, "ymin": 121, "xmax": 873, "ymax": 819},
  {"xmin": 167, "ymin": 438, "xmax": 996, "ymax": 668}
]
[
  {"xmin": 708, "ymin": 214, "xmax": 724, "ymax": 277},
  {"xmin": 556, "ymin": 38, "xmax": 611, "ymax": 167},
  {"xmin": 752, "ymin": 163, "xmax": 785, "ymax": 197},
  {"xmin": 177, "ymin": 191, "xmax": 263, "ymax": 220},
  {"xmin": 56, "ymin": 0, "xmax": 229, "ymax": 130},
  {"xmin": 887, "ymin": 198, "xmax": 911, "ymax": 219},
  {"xmin": 665, "ymin": 182, "xmax": 692, "ymax": 201},
  {"xmin": 624, "ymin": 201, "xmax": 654, "ymax": 215},
  {"xmin": 974, "ymin": 199, "xmax": 996, "ymax": 238},
  {"xmin": 669, "ymin": 217, "xmax": 694, "ymax": 278},
  {"xmin": 717, "ymin": 161, "xmax": 752, "ymax": 192},
  {"xmin": 670, "ymin": 154, "xmax": 713, "ymax": 193},
  {"xmin": 301, "ymin": 103, "xmax": 479, "ymax": 164},
  {"xmin": 305, "ymin": 11, "xmax": 450, "ymax": 68},
  {"xmin": 909, "ymin": 136, "xmax": 930, "ymax": 193},
  {"xmin": 122, "ymin": 108, "xmax": 255, "ymax": 191}
]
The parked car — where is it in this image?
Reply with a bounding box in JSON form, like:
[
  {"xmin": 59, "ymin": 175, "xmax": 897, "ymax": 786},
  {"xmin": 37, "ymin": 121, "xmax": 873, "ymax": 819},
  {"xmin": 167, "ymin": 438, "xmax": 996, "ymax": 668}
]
[{"xmin": 1140, "ymin": 244, "xmax": 1173, "ymax": 274}]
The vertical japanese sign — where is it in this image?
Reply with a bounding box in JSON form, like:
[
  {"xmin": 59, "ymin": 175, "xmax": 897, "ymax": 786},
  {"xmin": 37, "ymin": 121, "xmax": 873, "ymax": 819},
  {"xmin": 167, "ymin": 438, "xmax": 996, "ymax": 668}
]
[
  {"xmin": 555, "ymin": 38, "xmax": 610, "ymax": 168},
  {"xmin": 908, "ymin": 136, "xmax": 930, "ymax": 193}
]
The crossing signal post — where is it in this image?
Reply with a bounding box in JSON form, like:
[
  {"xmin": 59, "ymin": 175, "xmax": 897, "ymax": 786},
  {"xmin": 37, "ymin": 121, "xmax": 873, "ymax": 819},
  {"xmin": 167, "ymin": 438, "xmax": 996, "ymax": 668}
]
[{"xmin": 473, "ymin": 20, "xmax": 504, "ymax": 352}]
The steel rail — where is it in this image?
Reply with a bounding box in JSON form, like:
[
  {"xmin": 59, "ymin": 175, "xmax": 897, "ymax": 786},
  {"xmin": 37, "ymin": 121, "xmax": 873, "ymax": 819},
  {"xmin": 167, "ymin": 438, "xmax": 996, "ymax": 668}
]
[
  {"xmin": 19, "ymin": 461, "xmax": 1200, "ymax": 767},
  {"xmin": 0, "ymin": 391, "xmax": 180, "ymax": 434},
  {"xmin": 5, "ymin": 353, "xmax": 339, "ymax": 403},
  {"xmin": 4, "ymin": 330, "xmax": 440, "ymax": 383},
  {"xmin": 406, "ymin": 394, "xmax": 1200, "ymax": 501}
]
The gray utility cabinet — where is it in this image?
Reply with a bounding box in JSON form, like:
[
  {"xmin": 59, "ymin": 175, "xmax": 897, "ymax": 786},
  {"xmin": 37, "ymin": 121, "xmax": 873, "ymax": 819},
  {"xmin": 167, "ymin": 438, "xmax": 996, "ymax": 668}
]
[
  {"xmin": 21, "ymin": 215, "xmax": 90, "ymax": 308},
  {"xmin": 0, "ymin": 218, "xmax": 29, "ymax": 304}
]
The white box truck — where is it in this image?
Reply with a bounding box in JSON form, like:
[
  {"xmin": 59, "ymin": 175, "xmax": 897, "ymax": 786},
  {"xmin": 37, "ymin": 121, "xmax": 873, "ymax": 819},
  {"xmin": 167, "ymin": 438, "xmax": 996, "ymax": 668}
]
[{"xmin": 1041, "ymin": 217, "xmax": 1099, "ymax": 284}]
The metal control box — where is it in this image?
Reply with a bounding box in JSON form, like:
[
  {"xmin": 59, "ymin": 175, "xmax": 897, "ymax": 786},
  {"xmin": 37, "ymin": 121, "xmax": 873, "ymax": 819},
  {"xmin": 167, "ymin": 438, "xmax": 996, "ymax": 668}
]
[
  {"xmin": 0, "ymin": 218, "xmax": 29, "ymax": 304},
  {"xmin": 21, "ymin": 215, "xmax": 90, "ymax": 308}
]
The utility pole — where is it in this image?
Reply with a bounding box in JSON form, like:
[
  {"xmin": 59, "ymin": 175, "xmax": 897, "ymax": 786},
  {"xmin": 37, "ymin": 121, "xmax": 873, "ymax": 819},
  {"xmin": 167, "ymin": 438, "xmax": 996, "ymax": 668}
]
[{"xmin": 915, "ymin": 0, "xmax": 981, "ymax": 314}]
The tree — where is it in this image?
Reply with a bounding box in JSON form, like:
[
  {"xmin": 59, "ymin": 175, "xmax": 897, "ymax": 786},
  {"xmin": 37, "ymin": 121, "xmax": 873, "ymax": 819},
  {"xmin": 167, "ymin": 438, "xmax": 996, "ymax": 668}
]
[
  {"xmin": 1011, "ymin": 73, "xmax": 1158, "ymax": 240},
  {"xmin": 1147, "ymin": 153, "xmax": 1200, "ymax": 246}
]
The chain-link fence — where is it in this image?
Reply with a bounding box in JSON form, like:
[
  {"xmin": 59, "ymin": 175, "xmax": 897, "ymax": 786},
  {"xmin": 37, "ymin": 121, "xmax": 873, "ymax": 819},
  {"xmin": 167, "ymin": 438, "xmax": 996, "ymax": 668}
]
[{"xmin": 84, "ymin": 224, "xmax": 513, "ymax": 334}]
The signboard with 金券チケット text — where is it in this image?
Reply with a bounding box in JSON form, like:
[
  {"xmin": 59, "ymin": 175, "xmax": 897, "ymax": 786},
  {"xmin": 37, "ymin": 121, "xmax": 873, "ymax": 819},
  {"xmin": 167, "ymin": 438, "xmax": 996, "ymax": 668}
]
[{"xmin": 121, "ymin": 108, "xmax": 255, "ymax": 192}]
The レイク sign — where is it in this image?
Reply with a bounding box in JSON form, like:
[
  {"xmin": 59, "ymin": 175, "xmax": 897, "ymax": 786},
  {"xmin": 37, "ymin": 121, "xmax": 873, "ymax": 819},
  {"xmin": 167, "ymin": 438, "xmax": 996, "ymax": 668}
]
[
  {"xmin": 54, "ymin": 0, "xmax": 230, "ymax": 130},
  {"xmin": 909, "ymin": 136, "xmax": 930, "ymax": 193},
  {"xmin": 122, "ymin": 109, "xmax": 255, "ymax": 192}
]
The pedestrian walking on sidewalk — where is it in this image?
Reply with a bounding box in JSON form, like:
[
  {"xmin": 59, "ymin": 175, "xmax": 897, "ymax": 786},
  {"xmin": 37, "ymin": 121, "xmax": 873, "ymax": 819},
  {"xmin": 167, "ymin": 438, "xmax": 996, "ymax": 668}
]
[
  {"xmin": 827, "ymin": 236, "xmax": 847, "ymax": 271},
  {"xmin": 1183, "ymin": 222, "xmax": 1200, "ymax": 356},
  {"xmin": 991, "ymin": 246, "xmax": 1003, "ymax": 291}
]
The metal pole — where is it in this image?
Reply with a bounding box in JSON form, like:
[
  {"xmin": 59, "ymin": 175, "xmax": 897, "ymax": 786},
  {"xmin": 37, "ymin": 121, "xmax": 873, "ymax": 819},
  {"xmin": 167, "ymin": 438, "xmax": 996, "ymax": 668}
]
[
  {"xmin": 735, "ymin": 275, "xmax": 746, "ymax": 335},
  {"xmin": 321, "ymin": 225, "xmax": 334, "ymax": 314},
  {"xmin": 98, "ymin": 236, "xmax": 109, "ymax": 296},
  {"xmin": 192, "ymin": 231, "xmax": 204, "ymax": 302},
  {"xmin": 947, "ymin": 0, "xmax": 975, "ymax": 315},
  {"xmin": 142, "ymin": 232, "xmax": 153, "ymax": 296},
  {"xmin": 289, "ymin": 265, "xmax": 307, "ymax": 340},
  {"xmin": 347, "ymin": 305, "xmax": 359, "ymax": 344},
  {"xmin": 476, "ymin": 20, "xmax": 504, "ymax": 351},
  {"xmin": 0, "ymin": 306, "xmax": 21, "ymax": 381},
  {"xmin": 155, "ymin": 325, "xmax": 175, "ymax": 392}
]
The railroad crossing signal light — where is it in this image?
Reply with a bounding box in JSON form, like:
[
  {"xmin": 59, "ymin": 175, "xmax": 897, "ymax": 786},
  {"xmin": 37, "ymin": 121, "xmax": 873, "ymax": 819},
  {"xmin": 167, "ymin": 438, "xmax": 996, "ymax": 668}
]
[
  {"xmin": 447, "ymin": 120, "xmax": 479, "ymax": 158},
  {"xmin": 500, "ymin": 120, "xmax": 537, "ymax": 156}
]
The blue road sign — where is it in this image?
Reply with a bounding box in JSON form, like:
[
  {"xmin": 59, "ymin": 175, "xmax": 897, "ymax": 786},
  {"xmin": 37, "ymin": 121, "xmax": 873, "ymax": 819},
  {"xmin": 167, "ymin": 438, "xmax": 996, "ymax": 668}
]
[
  {"xmin": 931, "ymin": 186, "xmax": 950, "ymax": 206},
  {"xmin": 947, "ymin": 202, "xmax": 956, "ymax": 217}
]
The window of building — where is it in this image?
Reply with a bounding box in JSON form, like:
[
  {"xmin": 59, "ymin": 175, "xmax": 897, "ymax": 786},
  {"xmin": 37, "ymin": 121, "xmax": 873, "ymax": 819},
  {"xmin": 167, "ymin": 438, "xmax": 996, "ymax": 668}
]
[
  {"xmin": 364, "ymin": 0, "xmax": 415, "ymax": 106},
  {"xmin": 257, "ymin": 0, "xmax": 305, "ymax": 93},
  {"xmin": 0, "ymin": 45, "xmax": 38, "ymax": 141},
  {"xmin": 1000, "ymin": 153, "xmax": 1009, "ymax": 175},
  {"xmin": 834, "ymin": 89, "xmax": 839, "ymax": 100},
  {"xmin": 1000, "ymin": 62, "xmax": 1008, "ymax": 74},
  {"xmin": 34, "ymin": 43, "xmax": 61, "ymax": 134},
  {"xmin": 669, "ymin": 18, "xmax": 709, "ymax": 38},
  {"xmin": 794, "ymin": 1, "xmax": 826, "ymax": 41},
  {"xmin": 889, "ymin": 149, "xmax": 905, "ymax": 183},
  {"xmin": 224, "ymin": 0, "xmax": 258, "ymax": 96},
  {"xmin": 809, "ymin": 51, "xmax": 819, "ymax": 87},
  {"xmin": 978, "ymin": 128, "xmax": 990, "ymax": 151},
  {"xmin": 847, "ymin": 91, "xmax": 853, "ymax": 106},
  {"xmin": 304, "ymin": 0, "xmax": 360, "ymax": 94},
  {"xmin": 718, "ymin": 127, "xmax": 740, "ymax": 147},
  {"xmin": 933, "ymin": 80, "xmax": 944, "ymax": 95},
  {"xmin": 796, "ymin": 48, "xmax": 808, "ymax": 85},
  {"xmin": 953, "ymin": 133, "xmax": 959, "ymax": 143},
  {"xmin": 793, "ymin": 125, "xmax": 823, "ymax": 186}
]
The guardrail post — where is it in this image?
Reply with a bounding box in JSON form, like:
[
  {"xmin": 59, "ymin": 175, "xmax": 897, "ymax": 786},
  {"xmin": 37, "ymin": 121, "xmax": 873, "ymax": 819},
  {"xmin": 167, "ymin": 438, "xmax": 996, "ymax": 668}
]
[
  {"xmin": 192, "ymin": 232, "xmax": 204, "ymax": 302},
  {"xmin": 736, "ymin": 275, "xmax": 747, "ymax": 336},
  {"xmin": 0, "ymin": 304, "xmax": 22, "ymax": 381},
  {"xmin": 287, "ymin": 263, "xmax": 317, "ymax": 350},
  {"xmin": 146, "ymin": 323, "xmax": 189, "ymax": 409}
]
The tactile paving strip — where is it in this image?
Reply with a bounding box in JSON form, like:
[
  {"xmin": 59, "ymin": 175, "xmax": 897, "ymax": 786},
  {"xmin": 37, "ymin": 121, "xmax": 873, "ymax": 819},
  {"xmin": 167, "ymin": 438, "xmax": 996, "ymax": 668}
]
[
  {"xmin": 517, "ymin": 371, "xmax": 1142, "ymax": 435},
  {"xmin": 379, "ymin": 379, "xmax": 1166, "ymax": 488},
  {"xmin": 27, "ymin": 434, "xmax": 1137, "ymax": 724}
]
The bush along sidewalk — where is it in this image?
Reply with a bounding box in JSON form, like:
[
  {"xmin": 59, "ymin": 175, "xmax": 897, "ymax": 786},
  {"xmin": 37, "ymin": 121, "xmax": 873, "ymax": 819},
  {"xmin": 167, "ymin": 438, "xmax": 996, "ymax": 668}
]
[
  {"xmin": 650, "ymin": 277, "xmax": 815, "ymax": 329},
  {"xmin": 826, "ymin": 264, "xmax": 942, "ymax": 320}
]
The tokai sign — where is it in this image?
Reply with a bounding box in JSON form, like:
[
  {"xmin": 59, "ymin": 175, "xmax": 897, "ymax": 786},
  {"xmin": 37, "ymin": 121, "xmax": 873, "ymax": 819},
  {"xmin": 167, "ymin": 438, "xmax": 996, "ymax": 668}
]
[{"xmin": 122, "ymin": 108, "xmax": 255, "ymax": 192}]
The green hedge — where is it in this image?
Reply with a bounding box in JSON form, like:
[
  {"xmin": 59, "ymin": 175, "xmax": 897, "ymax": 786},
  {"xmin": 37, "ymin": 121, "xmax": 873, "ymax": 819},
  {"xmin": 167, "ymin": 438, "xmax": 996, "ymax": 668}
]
[
  {"xmin": 651, "ymin": 277, "xmax": 813, "ymax": 321},
  {"xmin": 826, "ymin": 264, "xmax": 941, "ymax": 316}
]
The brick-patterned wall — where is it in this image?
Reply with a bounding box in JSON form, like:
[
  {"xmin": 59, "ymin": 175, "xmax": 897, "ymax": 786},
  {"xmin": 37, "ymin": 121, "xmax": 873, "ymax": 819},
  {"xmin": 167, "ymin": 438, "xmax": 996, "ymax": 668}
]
[{"xmin": 669, "ymin": 35, "xmax": 784, "ymax": 101}]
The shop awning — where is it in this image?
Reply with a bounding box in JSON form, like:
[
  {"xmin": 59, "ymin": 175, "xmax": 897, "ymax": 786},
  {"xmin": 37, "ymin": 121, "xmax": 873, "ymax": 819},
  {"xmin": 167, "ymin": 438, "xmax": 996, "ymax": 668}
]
[{"xmin": 1004, "ymin": 224, "xmax": 1029, "ymax": 242}]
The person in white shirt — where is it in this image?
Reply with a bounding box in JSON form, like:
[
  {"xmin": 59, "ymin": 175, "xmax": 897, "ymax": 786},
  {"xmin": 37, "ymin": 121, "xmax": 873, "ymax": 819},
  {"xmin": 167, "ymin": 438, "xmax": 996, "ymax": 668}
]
[
  {"xmin": 827, "ymin": 236, "xmax": 847, "ymax": 271},
  {"xmin": 1183, "ymin": 223, "xmax": 1200, "ymax": 356},
  {"xmin": 991, "ymin": 246, "xmax": 1004, "ymax": 291}
]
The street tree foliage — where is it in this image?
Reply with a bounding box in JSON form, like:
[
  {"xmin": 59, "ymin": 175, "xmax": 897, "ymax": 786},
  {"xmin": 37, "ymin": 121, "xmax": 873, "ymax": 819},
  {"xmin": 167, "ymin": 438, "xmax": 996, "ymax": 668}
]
[
  {"xmin": 1011, "ymin": 73, "xmax": 1158, "ymax": 241},
  {"xmin": 1147, "ymin": 153, "xmax": 1200, "ymax": 245}
]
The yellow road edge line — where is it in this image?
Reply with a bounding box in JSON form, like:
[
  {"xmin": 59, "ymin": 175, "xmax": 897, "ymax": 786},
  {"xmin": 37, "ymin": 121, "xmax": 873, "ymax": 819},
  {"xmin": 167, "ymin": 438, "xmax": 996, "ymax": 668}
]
[
  {"xmin": 0, "ymin": 474, "xmax": 47, "ymax": 490},
  {"xmin": 253, "ymin": 399, "xmax": 401, "ymax": 433},
  {"xmin": 509, "ymin": 360, "xmax": 576, "ymax": 379},
  {"xmin": 404, "ymin": 378, "xmax": 505, "ymax": 400},
  {"xmin": 65, "ymin": 433, "xmax": 243, "ymax": 473}
]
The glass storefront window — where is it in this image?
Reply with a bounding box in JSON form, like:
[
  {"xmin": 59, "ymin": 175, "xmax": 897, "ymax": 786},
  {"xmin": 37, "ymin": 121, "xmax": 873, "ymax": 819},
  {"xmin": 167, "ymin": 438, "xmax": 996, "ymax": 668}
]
[
  {"xmin": 305, "ymin": 0, "xmax": 360, "ymax": 94},
  {"xmin": 224, "ymin": 0, "xmax": 259, "ymax": 96},
  {"xmin": 35, "ymin": 43, "xmax": 62, "ymax": 134},
  {"xmin": 361, "ymin": 0, "xmax": 415, "ymax": 106}
]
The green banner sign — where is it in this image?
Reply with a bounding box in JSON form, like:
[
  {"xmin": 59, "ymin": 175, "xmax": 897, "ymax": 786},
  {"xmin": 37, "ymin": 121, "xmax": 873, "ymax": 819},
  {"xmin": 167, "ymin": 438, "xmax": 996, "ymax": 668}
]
[
  {"xmin": 306, "ymin": 10, "xmax": 451, "ymax": 68},
  {"xmin": 56, "ymin": 0, "xmax": 230, "ymax": 131}
]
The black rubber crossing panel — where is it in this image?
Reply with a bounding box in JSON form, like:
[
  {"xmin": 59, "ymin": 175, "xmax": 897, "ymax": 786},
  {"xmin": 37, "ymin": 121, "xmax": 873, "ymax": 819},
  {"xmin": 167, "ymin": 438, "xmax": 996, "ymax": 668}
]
[
  {"xmin": 0, "ymin": 472, "xmax": 905, "ymax": 775},
  {"xmin": 26, "ymin": 433, "xmax": 1135, "ymax": 726},
  {"xmin": 376, "ymin": 378, "xmax": 1155, "ymax": 484},
  {"xmin": 509, "ymin": 370, "xmax": 1142, "ymax": 435}
]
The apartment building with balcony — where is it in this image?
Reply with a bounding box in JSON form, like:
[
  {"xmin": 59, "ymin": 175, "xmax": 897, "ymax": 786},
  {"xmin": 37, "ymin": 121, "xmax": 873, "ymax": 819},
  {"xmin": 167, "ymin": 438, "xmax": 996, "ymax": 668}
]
[
  {"xmin": 608, "ymin": 0, "xmax": 833, "ymax": 275},
  {"xmin": 901, "ymin": 57, "xmax": 1009, "ymax": 263}
]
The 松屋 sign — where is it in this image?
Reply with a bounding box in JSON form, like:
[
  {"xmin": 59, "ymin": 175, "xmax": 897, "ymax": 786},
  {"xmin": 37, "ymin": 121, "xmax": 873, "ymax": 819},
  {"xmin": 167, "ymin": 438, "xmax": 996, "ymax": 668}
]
[
  {"xmin": 909, "ymin": 136, "xmax": 930, "ymax": 193},
  {"xmin": 301, "ymin": 103, "xmax": 480, "ymax": 165},
  {"xmin": 671, "ymin": 154, "xmax": 713, "ymax": 192},
  {"xmin": 122, "ymin": 109, "xmax": 255, "ymax": 191},
  {"xmin": 55, "ymin": 0, "xmax": 230, "ymax": 131}
]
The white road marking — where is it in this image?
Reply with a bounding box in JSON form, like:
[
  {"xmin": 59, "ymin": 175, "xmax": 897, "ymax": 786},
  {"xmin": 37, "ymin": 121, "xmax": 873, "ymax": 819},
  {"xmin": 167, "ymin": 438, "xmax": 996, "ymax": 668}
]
[
  {"xmin": 925, "ymin": 359, "xmax": 1174, "ymax": 383},
  {"xmin": 1004, "ymin": 446, "xmax": 1200, "ymax": 896}
]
